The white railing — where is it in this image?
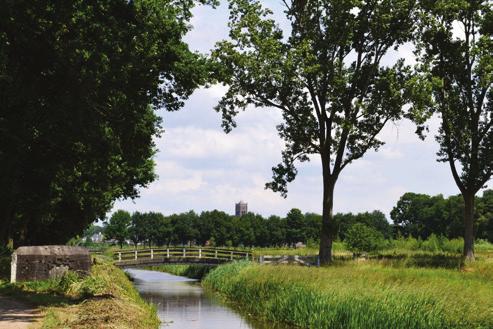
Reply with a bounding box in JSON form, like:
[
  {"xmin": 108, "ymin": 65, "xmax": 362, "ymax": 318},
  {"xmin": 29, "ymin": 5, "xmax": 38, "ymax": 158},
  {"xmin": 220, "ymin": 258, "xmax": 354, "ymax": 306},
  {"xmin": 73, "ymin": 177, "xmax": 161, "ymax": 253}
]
[{"xmin": 115, "ymin": 247, "xmax": 252, "ymax": 264}]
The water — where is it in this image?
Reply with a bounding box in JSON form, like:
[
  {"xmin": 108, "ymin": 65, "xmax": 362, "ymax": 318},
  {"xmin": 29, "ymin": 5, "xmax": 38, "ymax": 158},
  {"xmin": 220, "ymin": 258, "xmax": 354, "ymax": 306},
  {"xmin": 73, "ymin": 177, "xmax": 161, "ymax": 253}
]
[{"xmin": 126, "ymin": 269, "xmax": 284, "ymax": 329}]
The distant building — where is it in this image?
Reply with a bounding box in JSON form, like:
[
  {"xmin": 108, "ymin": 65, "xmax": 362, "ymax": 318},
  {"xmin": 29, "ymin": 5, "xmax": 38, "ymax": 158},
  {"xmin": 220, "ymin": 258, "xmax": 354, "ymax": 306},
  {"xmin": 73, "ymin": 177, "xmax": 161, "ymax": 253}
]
[
  {"xmin": 90, "ymin": 232, "xmax": 104, "ymax": 243},
  {"xmin": 235, "ymin": 201, "xmax": 248, "ymax": 217},
  {"xmin": 84, "ymin": 232, "xmax": 104, "ymax": 244}
]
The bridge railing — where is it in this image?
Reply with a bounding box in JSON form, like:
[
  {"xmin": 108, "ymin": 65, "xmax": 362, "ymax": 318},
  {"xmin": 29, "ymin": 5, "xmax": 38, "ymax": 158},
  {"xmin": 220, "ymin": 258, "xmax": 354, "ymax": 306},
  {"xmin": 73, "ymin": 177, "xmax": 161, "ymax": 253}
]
[
  {"xmin": 258, "ymin": 255, "xmax": 319, "ymax": 266},
  {"xmin": 114, "ymin": 247, "xmax": 252, "ymax": 263}
]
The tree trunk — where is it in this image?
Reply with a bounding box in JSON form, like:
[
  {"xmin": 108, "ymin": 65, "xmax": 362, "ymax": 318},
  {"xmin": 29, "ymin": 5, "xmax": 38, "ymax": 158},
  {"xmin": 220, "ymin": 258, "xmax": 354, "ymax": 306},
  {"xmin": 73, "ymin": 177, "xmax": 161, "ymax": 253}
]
[
  {"xmin": 462, "ymin": 192, "xmax": 475, "ymax": 261},
  {"xmin": 0, "ymin": 217, "xmax": 10, "ymax": 247},
  {"xmin": 319, "ymin": 176, "xmax": 336, "ymax": 265},
  {"xmin": 0, "ymin": 202, "xmax": 14, "ymax": 248}
]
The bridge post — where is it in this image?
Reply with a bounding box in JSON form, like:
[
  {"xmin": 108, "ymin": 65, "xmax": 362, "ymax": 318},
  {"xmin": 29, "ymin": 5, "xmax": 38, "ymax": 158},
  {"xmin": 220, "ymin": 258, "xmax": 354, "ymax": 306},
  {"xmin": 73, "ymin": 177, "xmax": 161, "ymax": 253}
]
[
  {"xmin": 183, "ymin": 248, "xmax": 186, "ymax": 258},
  {"xmin": 167, "ymin": 248, "xmax": 170, "ymax": 258},
  {"xmin": 151, "ymin": 249, "xmax": 154, "ymax": 260},
  {"xmin": 245, "ymin": 253, "xmax": 248, "ymax": 260},
  {"xmin": 230, "ymin": 251, "xmax": 233, "ymax": 260},
  {"xmin": 199, "ymin": 248, "xmax": 202, "ymax": 258},
  {"xmin": 259, "ymin": 255, "xmax": 264, "ymax": 264},
  {"xmin": 118, "ymin": 252, "xmax": 121, "ymax": 262},
  {"xmin": 134, "ymin": 250, "xmax": 137, "ymax": 260},
  {"xmin": 215, "ymin": 250, "xmax": 218, "ymax": 259}
]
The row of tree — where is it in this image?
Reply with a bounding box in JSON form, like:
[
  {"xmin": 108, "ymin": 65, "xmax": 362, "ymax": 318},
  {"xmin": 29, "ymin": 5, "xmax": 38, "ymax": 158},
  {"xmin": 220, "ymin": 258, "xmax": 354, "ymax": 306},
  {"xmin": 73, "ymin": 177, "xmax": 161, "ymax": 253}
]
[
  {"xmin": 392, "ymin": 190, "xmax": 493, "ymax": 241},
  {"xmin": 102, "ymin": 189, "xmax": 493, "ymax": 248},
  {"xmin": 2, "ymin": 1, "xmax": 491, "ymax": 264},
  {"xmin": 104, "ymin": 208, "xmax": 391, "ymax": 248},
  {"xmin": 213, "ymin": 0, "xmax": 492, "ymax": 263}
]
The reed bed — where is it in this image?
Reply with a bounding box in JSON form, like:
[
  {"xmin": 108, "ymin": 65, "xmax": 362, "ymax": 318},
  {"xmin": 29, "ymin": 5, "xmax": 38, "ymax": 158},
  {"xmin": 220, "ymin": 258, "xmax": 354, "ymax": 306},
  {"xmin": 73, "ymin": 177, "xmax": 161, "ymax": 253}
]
[{"xmin": 203, "ymin": 261, "xmax": 493, "ymax": 329}]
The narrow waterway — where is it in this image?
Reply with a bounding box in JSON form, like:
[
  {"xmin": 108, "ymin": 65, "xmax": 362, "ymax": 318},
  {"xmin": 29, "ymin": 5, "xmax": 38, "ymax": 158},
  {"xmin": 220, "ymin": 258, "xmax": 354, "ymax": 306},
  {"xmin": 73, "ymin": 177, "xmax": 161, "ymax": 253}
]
[{"xmin": 126, "ymin": 269, "xmax": 285, "ymax": 329}]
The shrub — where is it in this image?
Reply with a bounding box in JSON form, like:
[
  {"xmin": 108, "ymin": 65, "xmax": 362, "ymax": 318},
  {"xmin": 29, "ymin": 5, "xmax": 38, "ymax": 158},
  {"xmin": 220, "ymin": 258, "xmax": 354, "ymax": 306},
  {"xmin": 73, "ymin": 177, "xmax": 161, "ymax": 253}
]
[
  {"xmin": 421, "ymin": 234, "xmax": 442, "ymax": 252},
  {"xmin": 345, "ymin": 223, "xmax": 385, "ymax": 255},
  {"xmin": 441, "ymin": 238, "xmax": 463, "ymax": 253}
]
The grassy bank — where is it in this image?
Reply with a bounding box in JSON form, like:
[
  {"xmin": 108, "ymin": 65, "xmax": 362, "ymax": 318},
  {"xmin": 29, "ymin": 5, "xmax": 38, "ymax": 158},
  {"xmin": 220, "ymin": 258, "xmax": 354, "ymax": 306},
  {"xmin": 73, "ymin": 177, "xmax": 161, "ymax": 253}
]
[
  {"xmin": 143, "ymin": 264, "xmax": 214, "ymax": 280},
  {"xmin": 203, "ymin": 260, "xmax": 493, "ymax": 329},
  {"xmin": 0, "ymin": 258, "xmax": 159, "ymax": 329}
]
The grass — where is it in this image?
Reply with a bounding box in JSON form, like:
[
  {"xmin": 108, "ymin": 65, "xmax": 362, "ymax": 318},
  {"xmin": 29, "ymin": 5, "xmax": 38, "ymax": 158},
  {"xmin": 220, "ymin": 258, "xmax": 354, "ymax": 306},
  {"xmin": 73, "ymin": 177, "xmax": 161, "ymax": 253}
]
[
  {"xmin": 0, "ymin": 257, "xmax": 159, "ymax": 329},
  {"xmin": 203, "ymin": 259, "xmax": 493, "ymax": 329},
  {"xmin": 143, "ymin": 264, "xmax": 214, "ymax": 280},
  {"xmin": 258, "ymin": 243, "xmax": 340, "ymax": 256}
]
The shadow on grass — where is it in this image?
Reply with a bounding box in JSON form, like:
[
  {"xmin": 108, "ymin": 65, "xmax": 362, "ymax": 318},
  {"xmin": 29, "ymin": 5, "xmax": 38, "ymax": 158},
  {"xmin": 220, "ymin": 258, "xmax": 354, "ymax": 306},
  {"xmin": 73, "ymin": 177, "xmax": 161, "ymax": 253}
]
[
  {"xmin": 0, "ymin": 282, "xmax": 76, "ymax": 307},
  {"xmin": 0, "ymin": 280, "xmax": 115, "ymax": 310},
  {"xmin": 143, "ymin": 264, "xmax": 216, "ymax": 280},
  {"xmin": 372, "ymin": 254, "xmax": 464, "ymax": 269},
  {"xmin": 327, "ymin": 253, "xmax": 464, "ymax": 269}
]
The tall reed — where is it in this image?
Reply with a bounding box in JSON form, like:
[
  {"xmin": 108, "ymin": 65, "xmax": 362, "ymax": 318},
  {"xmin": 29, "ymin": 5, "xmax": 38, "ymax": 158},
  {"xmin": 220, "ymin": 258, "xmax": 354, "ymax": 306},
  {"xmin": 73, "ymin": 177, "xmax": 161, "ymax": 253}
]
[{"xmin": 203, "ymin": 261, "xmax": 493, "ymax": 329}]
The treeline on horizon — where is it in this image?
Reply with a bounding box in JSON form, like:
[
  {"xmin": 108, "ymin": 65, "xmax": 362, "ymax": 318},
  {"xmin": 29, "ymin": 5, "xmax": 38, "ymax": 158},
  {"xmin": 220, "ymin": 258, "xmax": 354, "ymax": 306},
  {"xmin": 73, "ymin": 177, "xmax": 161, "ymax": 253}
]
[{"xmin": 98, "ymin": 190, "xmax": 493, "ymax": 249}]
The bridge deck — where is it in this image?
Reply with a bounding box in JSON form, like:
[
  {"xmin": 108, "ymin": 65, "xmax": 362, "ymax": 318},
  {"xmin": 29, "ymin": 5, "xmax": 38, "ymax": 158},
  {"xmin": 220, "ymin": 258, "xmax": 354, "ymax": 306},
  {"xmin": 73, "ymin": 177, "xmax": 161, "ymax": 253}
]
[
  {"xmin": 109, "ymin": 248, "xmax": 318, "ymax": 267},
  {"xmin": 113, "ymin": 247, "xmax": 252, "ymax": 267}
]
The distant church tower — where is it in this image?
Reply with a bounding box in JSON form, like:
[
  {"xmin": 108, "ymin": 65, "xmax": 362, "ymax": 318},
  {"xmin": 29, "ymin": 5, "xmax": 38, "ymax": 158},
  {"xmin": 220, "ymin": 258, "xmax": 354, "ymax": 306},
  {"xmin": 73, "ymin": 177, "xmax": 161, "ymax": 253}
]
[{"xmin": 235, "ymin": 201, "xmax": 248, "ymax": 217}]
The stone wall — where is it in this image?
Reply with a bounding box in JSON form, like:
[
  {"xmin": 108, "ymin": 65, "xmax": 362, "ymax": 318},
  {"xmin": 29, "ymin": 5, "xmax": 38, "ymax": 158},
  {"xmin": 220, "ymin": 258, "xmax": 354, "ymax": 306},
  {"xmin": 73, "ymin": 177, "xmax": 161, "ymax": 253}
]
[{"xmin": 11, "ymin": 246, "xmax": 91, "ymax": 283}]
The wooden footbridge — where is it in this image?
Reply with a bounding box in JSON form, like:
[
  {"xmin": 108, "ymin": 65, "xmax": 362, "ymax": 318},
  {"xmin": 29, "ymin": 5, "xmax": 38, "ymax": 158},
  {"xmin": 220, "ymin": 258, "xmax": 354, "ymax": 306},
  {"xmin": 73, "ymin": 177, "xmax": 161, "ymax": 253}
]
[
  {"xmin": 113, "ymin": 247, "xmax": 252, "ymax": 267},
  {"xmin": 112, "ymin": 247, "xmax": 318, "ymax": 267}
]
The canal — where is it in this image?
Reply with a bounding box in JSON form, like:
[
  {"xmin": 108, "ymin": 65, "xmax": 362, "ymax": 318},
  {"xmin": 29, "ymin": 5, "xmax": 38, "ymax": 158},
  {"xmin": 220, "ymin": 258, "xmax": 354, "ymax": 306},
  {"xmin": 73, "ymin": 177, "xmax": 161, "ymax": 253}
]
[{"xmin": 126, "ymin": 268, "xmax": 286, "ymax": 329}]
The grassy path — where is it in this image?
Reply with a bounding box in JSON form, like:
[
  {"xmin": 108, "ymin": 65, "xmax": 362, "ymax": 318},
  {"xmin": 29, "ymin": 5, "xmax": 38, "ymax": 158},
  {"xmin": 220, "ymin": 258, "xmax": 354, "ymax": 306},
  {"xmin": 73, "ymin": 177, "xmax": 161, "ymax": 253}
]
[{"xmin": 0, "ymin": 295, "xmax": 40, "ymax": 329}]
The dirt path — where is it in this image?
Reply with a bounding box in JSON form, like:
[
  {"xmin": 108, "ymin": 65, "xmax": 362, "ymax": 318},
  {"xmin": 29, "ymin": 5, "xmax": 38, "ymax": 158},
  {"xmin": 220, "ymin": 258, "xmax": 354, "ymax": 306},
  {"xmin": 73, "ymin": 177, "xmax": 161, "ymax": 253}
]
[{"xmin": 0, "ymin": 295, "xmax": 41, "ymax": 329}]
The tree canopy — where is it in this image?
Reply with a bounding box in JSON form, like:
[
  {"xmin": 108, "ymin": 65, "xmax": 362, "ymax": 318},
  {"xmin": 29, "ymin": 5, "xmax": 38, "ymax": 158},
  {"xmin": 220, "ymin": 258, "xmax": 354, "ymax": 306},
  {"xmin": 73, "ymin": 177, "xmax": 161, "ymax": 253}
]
[
  {"xmin": 212, "ymin": 0, "xmax": 415, "ymax": 263},
  {"xmin": 409, "ymin": 0, "xmax": 493, "ymax": 259},
  {"xmin": 99, "ymin": 191, "xmax": 493, "ymax": 249},
  {"xmin": 391, "ymin": 190, "xmax": 493, "ymax": 241},
  {"xmin": 105, "ymin": 210, "xmax": 131, "ymax": 248},
  {"xmin": 0, "ymin": 0, "xmax": 214, "ymax": 246}
]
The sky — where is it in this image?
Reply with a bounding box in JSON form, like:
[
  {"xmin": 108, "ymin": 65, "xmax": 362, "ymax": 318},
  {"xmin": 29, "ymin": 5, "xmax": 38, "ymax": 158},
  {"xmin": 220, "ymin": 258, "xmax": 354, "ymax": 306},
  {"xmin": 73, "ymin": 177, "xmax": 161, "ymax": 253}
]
[{"xmin": 112, "ymin": 1, "xmax": 489, "ymax": 219}]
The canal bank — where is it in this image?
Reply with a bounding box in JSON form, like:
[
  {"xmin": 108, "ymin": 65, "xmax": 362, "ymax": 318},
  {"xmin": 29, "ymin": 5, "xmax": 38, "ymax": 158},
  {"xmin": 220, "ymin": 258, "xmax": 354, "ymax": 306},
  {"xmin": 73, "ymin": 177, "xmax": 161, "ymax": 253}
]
[
  {"xmin": 126, "ymin": 268, "xmax": 287, "ymax": 329},
  {"xmin": 202, "ymin": 261, "xmax": 493, "ymax": 329},
  {"xmin": 0, "ymin": 259, "xmax": 160, "ymax": 329}
]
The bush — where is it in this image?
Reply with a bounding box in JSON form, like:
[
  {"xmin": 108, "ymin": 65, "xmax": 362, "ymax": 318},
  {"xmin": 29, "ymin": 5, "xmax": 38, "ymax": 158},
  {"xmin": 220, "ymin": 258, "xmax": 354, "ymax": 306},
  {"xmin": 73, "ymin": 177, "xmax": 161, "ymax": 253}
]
[
  {"xmin": 441, "ymin": 238, "xmax": 463, "ymax": 253},
  {"xmin": 345, "ymin": 223, "xmax": 385, "ymax": 255},
  {"xmin": 421, "ymin": 234, "xmax": 442, "ymax": 252}
]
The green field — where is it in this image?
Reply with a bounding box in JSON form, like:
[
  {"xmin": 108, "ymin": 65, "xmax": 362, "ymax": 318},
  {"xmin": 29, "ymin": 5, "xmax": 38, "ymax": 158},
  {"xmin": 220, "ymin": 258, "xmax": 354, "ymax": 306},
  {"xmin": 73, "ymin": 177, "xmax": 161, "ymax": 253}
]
[{"xmin": 202, "ymin": 258, "xmax": 493, "ymax": 329}]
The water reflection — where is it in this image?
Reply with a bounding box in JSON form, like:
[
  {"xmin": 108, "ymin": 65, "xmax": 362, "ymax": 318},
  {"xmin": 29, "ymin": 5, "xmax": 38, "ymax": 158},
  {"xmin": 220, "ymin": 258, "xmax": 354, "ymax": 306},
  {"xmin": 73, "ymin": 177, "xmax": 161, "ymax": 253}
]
[{"xmin": 126, "ymin": 269, "xmax": 285, "ymax": 329}]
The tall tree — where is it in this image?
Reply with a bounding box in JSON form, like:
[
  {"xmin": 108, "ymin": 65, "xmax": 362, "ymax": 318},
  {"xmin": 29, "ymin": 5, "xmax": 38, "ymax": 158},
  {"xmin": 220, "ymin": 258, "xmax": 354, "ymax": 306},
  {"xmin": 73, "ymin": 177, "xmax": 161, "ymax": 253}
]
[
  {"xmin": 285, "ymin": 208, "xmax": 306, "ymax": 246},
  {"xmin": 213, "ymin": 0, "xmax": 414, "ymax": 263},
  {"xmin": 129, "ymin": 212, "xmax": 148, "ymax": 247},
  {"xmin": 0, "ymin": 0, "xmax": 215, "ymax": 247},
  {"xmin": 266, "ymin": 215, "xmax": 286, "ymax": 246},
  {"xmin": 104, "ymin": 210, "xmax": 131, "ymax": 248},
  {"xmin": 410, "ymin": 0, "xmax": 493, "ymax": 259},
  {"xmin": 390, "ymin": 193, "xmax": 449, "ymax": 239},
  {"xmin": 477, "ymin": 190, "xmax": 493, "ymax": 241}
]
